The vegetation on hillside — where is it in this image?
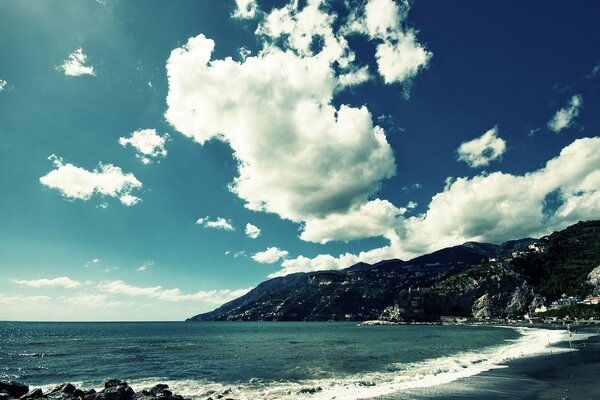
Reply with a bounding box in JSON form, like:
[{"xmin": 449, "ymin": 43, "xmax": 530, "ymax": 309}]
[{"xmin": 511, "ymin": 221, "xmax": 600, "ymax": 300}]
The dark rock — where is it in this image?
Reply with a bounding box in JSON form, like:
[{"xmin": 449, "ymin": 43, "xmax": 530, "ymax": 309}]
[
  {"xmin": 103, "ymin": 385, "xmax": 134, "ymax": 400},
  {"xmin": 0, "ymin": 382, "xmax": 29, "ymax": 398},
  {"xmin": 72, "ymin": 389, "xmax": 85, "ymax": 398},
  {"xmin": 20, "ymin": 388, "xmax": 43, "ymax": 400},
  {"xmin": 51, "ymin": 384, "xmax": 76, "ymax": 395},
  {"xmin": 82, "ymin": 389, "xmax": 96, "ymax": 400},
  {"xmin": 147, "ymin": 386, "xmax": 168, "ymax": 396},
  {"xmin": 133, "ymin": 395, "xmax": 153, "ymax": 400},
  {"xmin": 0, "ymin": 393, "xmax": 13, "ymax": 400},
  {"xmin": 104, "ymin": 381, "xmax": 127, "ymax": 390},
  {"xmin": 298, "ymin": 387, "xmax": 322, "ymax": 394}
]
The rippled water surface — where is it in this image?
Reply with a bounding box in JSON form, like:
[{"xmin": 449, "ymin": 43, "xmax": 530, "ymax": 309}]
[{"xmin": 0, "ymin": 321, "xmax": 530, "ymax": 399}]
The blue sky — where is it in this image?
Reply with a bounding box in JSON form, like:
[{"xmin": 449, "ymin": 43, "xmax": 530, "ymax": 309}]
[{"xmin": 1, "ymin": 0, "xmax": 599, "ymax": 321}]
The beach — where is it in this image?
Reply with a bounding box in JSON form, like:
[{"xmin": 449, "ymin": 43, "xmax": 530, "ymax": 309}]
[{"xmin": 383, "ymin": 325, "xmax": 600, "ymax": 400}]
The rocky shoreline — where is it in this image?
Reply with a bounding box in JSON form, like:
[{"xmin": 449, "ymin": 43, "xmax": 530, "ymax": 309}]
[{"xmin": 0, "ymin": 380, "xmax": 231, "ymax": 400}]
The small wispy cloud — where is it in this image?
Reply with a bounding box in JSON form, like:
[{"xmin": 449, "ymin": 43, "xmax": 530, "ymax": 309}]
[
  {"xmin": 59, "ymin": 48, "xmax": 96, "ymax": 77},
  {"xmin": 85, "ymin": 258, "xmax": 101, "ymax": 268},
  {"xmin": 97, "ymin": 280, "xmax": 251, "ymax": 304},
  {"xmin": 0, "ymin": 294, "xmax": 52, "ymax": 305},
  {"xmin": 119, "ymin": 129, "xmax": 170, "ymax": 164},
  {"xmin": 548, "ymin": 94, "xmax": 583, "ymax": 133},
  {"xmin": 137, "ymin": 261, "xmax": 154, "ymax": 272},
  {"xmin": 0, "ymin": 79, "xmax": 7, "ymax": 91},
  {"xmin": 457, "ymin": 126, "xmax": 506, "ymax": 168},
  {"xmin": 252, "ymin": 247, "xmax": 289, "ymax": 264},
  {"xmin": 196, "ymin": 216, "xmax": 235, "ymax": 231},
  {"xmin": 13, "ymin": 277, "xmax": 82, "ymax": 289},
  {"xmin": 586, "ymin": 62, "xmax": 600, "ymax": 80},
  {"xmin": 59, "ymin": 294, "xmax": 126, "ymax": 308},
  {"xmin": 232, "ymin": 0, "xmax": 258, "ymax": 19},
  {"xmin": 245, "ymin": 223, "xmax": 261, "ymax": 239}
]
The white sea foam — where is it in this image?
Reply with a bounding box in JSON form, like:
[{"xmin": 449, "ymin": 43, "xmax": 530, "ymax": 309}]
[{"xmin": 122, "ymin": 327, "xmax": 595, "ymax": 400}]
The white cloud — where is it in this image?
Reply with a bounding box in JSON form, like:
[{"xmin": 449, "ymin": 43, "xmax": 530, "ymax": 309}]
[
  {"xmin": 59, "ymin": 294, "xmax": 125, "ymax": 308},
  {"xmin": 374, "ymin": 31, "xmax": 432, "ymax": 85},
  {"xmin": 457, "ymin": 127, "xmax": 507, "ymax": 168},
  {"xmin": 0, "ymin": 79, "xmax": 7, "ymax": 91},
  {"xmin": 98, "ymin": 280, "xmax": 252, "ymax": 304},
  {"xmin": 252, "ymin": 247, "xmax": 289, "ymax": 263},
  {"xmin": 245, "ymin": 223, "xmax": 261, "ymax": 239},
  {"xmin": 119, "ymin": 129, "xmax": 169, "ymax": 164},
  {"xmin": 272, "ymin": 244, "xmax": 398, "ymax": 278},
  {"xmin": 399, "ymin": 136, "xmax": 600, "ymax": 254},
  {"xmin": 300, "ymin": 198, "xmax": 403, "ymax": 244},
  {"xmin": 13, "ymin": 277, "xmax": 82, "ymax": 289},
  {"xmin": 59, "ymin": 48, "xmax": 96, "ymax": 77},
  {"xmin": 0, "ymin": 295, "xmax": 51, "ymax": 305},
  {"xmin": 548, "ymin": 94, "xmax": 583, "ymax": 132},
  {"xmin": 233, "ymin": 0, "xmax": 258, "ymax": 19},
  {"xmin": 119, "ymin": 194, "xmax": 141, "ymax": 206},
  {"xmin": 165, "ymin": 0, "xmax": 432, "ymax": 225},
  {"xmin": 196, "ymin": 216, "xmax": 235, "ymax": 231},
  {"xmin": 345, "ymin": 0, "xmax": 432, "ymax": 85},
  {"xmin": 337, "ymin": 66, "xmax": 371, "ymax": 88},
  {"xmin": 269, "ymin": 137, "xmax": 600, "ymax": 276},
  {"xmin": 166, "ymin": 34, "xmax": 395, "ymax": 222},
  {"xmin": 39, "ymin": 155, "xmax": 142, "ymax": 205}
]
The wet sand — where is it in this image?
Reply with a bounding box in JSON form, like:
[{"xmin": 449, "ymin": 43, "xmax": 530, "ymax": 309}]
[{"xmin": 382, "ymin": 326, "xmax": 600, "ymax": 400}]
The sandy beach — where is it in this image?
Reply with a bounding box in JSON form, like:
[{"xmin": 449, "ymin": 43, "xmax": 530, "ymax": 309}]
[{"xmin": 382, "ymin": 325, "xmax": 600, "ymax": 400}]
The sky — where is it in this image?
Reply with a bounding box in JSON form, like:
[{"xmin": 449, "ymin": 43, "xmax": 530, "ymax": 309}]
[{"xmin": 1, "ymin": 0, "xmax": 599, "ymax": 321}]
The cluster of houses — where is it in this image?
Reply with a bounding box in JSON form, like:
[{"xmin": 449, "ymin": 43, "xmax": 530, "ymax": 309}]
[
  {"xmin": 488, "ymin": 240, "xmax": 549, "ymax": 263},
  {"xmin": 511, "ymin": 241, "xmax": 549, "ymax": 259},
  {"xmin": 533, "ymin": 294, "xmax": 600, "ymax": 314}
]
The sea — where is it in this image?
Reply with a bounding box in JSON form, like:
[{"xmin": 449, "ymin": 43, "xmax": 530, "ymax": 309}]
[{"xmin": 0, "ymin": 321, "xmax": 573, "ymax": 400}]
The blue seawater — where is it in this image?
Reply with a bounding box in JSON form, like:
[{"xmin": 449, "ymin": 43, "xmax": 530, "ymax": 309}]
[{"xmin": 0, "ymin": 321, "xmax": 536, "ymax": 399}]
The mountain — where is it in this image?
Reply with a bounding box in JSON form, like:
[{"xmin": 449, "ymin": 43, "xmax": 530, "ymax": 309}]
[
  {"xmin": 189, "ymin": 221, "xmax": 599, "ymax": 322},
  {"xmin": 423, "ymin": 221, "xmax": 600, "ymax": 320},
  {"xmin": 188, "ymin": 236, "xmax": 536, "ymax": 321}
]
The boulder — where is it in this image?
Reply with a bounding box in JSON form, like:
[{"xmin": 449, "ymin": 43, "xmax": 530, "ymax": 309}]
[
  {"xmin": 20, "ymin": 388, "xmax": 43, "ymax": 400},
  {"xmin": 146, "ymin": 386, "xmax": 168, "ymax": 397},
  {"xmin": 102, "ymin": 386, "xmax": 134, "ymax": 400},
  {"xmin": 51, "ymin": 384, "xmax": 76, "ymax": 395},
  {"xmin": 104, "ymin": 381, "xmax": 127, "ymax": 390},
  {"xmin": 0, "ymin": 382, "xmax": 29, "ymax": 398}
]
